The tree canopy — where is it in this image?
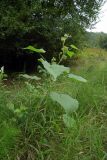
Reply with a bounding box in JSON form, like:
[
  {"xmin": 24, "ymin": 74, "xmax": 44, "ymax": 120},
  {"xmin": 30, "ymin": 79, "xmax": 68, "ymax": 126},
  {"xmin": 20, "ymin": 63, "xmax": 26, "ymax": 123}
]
[
  {"xmin": 0, "ymin": 0, "xmax": 105, "ymax": 71},
  {"xmin": 99, "ymin": 33, "xmax": 107, "ymax": 50},
  {"xmin": 0, "ymin": 0, "xmax": 104, "ymax": 39}
]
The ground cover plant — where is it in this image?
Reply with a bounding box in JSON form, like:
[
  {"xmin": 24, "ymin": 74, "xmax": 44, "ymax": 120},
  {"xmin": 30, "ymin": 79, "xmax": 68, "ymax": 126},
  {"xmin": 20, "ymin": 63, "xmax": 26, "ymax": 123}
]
[{"xmin": 0, "ymin": 46, "xmax": 107, "ymax": 159}]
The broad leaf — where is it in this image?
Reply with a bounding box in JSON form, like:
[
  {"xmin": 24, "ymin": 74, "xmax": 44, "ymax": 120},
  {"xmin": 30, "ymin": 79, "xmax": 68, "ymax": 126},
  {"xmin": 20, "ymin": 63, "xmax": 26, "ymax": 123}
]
[
  {"xmin": 20, "ymin": 74, "xmax": 41, "ymax": 80},
  {"xmin": 64, "ymin": 34, "xmax": 69, "ymax": 38},
  {"xmin": 50, "ymin": 92, "xmax": 79, "ymax": 114},
  {"xmin": 70, "ymin": 44, "xmax": 78, "ymax": 50},
  {"xmin": 41, "ymin": 60, "xmax": 70, "ymax": 81},
  {"xmin": 66, "ymin": 50, "xmax": 74, "ymax": 57},
  {"xmin": 61, "ymin": 37, "xmax": 66, "ymax": 42},
  {"xmin": 63, "ymin": 114, "xmax": 76, "ymax": 128},
  {"xmin": 24, "ymin": 45, "xmax": 46, "ymax": 53},
  {"xmin": 61, "ymin": 34, "xmax": 69, "ymax": 42},
  {"xmin": 68, "ymin": 73, "xmax": 87, "ymax": 82}
]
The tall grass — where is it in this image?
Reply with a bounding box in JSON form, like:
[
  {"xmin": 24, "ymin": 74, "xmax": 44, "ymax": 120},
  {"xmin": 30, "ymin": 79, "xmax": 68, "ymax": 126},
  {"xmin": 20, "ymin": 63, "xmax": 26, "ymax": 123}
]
[{"xmin": 0, "ymin": 48, "xmax": 107, "ymax": 159}]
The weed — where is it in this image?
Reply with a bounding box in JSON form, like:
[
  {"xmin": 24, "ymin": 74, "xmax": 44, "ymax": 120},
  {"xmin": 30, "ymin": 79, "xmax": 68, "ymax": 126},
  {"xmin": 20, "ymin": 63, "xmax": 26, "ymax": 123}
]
[{"xmin": 0, "ymin": 47, "xmax": 107, "ymax": 159}]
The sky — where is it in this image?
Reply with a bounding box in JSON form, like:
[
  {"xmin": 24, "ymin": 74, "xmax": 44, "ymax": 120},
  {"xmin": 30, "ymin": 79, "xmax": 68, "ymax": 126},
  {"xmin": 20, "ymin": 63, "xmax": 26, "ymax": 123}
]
[{"xmin": 90, "ymin": 2, "xmax": 107, "ymax": 33}]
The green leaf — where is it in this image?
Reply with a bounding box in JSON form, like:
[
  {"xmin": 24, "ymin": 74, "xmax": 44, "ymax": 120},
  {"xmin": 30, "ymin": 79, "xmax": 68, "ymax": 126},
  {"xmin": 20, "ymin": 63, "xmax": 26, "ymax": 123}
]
[
  {"xmin": 14, "ymin": 109, "xmax": 21, "ymax": 114},
  {"xmin": 41, "ymin": 60, "xmax": 70, "ymax": 81},
  {"xmin": 50, "ymin": 92, "xmax": 79, "ymax": 114},
  {"xmin": 68, "ymin": 73, "xmax": 87, "ymax": 82},
  {"xmin": 61, "ymin": 34, "xmax": 69, "ymax": 42},
  {"xmin": 63, "ymin": 114, "xmax": 76, "ymax": 128},
  {"xmin": 64, "ymin": 34, "xmax": 69, "ymax": 38},
  {"xmin": 61, "ymin": 37, "xmax": 66, "ymax": 42},
  {"xmin": 20, "ymin": 74, "xmax": 41, "ymax": 80},
  {"xmin": 7, "ymin": 102, "xmax": 14, "ymax": 111},
  {"xmin": 70, "ymin": 44, "xmax": 78, "ymax": 50},
  {"xmin": 66, "ymin": 50, "xmax": 74, "ymax": 57},
  {"xmin": 0, "ymin": 66, "xmax": 4, "ymax": 74},
  {"xmin": 20, "ymin": 104, "xmax": 27, "ymax": 112},
  {"xmin": 62, "ymin": 46, "xmax": 68, "ymax": 54},
  {"xmin": 24, "ymin": 45, "xmax": 46, "ymax": 53}
]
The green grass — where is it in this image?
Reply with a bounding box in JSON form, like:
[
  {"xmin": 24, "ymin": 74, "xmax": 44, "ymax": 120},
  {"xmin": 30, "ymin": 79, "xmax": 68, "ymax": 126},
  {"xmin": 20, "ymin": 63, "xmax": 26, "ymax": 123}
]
[
  {"xmin": 0, "ymin": 48, "xmax": 107, "ymax": 159},
  {"xmin": 59, "ymin": 48, "xmax": 107, "ymax": 159}
]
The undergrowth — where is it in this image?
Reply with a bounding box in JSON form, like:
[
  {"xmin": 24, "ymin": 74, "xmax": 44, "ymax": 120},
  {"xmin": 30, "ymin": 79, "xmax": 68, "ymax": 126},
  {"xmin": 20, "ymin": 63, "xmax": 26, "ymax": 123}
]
[{"xmin": 0, "ymin": 48, "xmax": 107, "ymax": 159}]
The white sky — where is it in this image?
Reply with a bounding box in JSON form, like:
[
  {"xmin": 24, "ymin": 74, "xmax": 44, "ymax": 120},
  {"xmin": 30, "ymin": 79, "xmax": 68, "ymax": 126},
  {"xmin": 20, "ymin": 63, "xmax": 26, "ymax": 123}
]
[{"xmin": 90, "ymin": 1, "xmax": 107, "ymax": 33}]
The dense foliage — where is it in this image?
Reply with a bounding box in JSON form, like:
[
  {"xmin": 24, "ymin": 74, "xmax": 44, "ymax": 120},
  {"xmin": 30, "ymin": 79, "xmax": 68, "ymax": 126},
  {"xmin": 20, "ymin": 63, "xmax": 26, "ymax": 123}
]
[
  {"xmin": 99, "ymin": 33, "xmax": 107, "ymax": 49},
  {"xmin": 0, "ymin": 0, "xmax": 105, "ymax": 48},
  {"xmin": 85, "ymin": 32, "xmax": 107, "ymax": 49},
  {"xmin": 0, "ymin": 48, "xmax": 107, "ymax": 159},
  {"xmin": 0, "ymin": 0, "xmax": 105, "ymax": 72},
  {"xmin": 0, "ymin": 40, "xmax": 87, "ymax": 159}
]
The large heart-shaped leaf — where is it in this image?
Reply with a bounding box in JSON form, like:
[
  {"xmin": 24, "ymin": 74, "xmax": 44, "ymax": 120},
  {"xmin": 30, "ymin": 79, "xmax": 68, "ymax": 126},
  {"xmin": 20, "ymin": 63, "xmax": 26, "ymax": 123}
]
[
  {"xmin": 68, "ymin": 73, "xmax": 87, "ymax": 82},
  {"xmin": 24, "ymin": 45, "xmax": 46, "ymax": 53},
  {"xmin": 41, "ymin": 60, "xmax": 70, "ymax": 81},
  {"xmin": 63, "ymin": 114, "xmax": 76, "ymax": 128},
  {"xmin": 50, "ymin": 92, "xmax": 79, "ymax": 114}
]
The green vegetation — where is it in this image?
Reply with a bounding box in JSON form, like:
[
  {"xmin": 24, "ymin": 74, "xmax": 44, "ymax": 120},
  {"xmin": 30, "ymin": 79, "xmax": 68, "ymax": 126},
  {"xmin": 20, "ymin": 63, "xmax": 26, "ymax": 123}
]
[
  {"xmin": 0, "ymin": 48, "xmax": 107, "ymax": 159},
  {"xmin": 84, "ymin": 32, "xmax": 107, "ymax": 48},
  {"xmin": 0, "ymin": 1, "xmax": 107, "ymax": 160},
  {"xmin": 99, "ymin": 34, "xmax": 107, "ymax": 50},
  {"xmin": 0, "ymin": 0, "xmax": 104, "ymax": 60},
  {"xmin": 20, "ymin": 34, "xmax": 86, "ymax": 129}
]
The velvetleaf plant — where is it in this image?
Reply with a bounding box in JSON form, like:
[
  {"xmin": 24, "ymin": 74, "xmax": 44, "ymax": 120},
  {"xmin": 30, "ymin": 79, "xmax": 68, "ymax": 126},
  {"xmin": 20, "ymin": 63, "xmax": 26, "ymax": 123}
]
[{"xmin": 22, "ymin": 34, "xmax": 87, "ymax": 128}]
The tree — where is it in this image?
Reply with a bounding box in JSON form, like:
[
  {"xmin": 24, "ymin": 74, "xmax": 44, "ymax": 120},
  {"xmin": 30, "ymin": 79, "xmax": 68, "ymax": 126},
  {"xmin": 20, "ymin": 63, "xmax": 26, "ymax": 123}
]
[
  {"xmin": 0, "ymin": 0, "xmax": 105, "ymax": 39},
  {"xmin": 99, "ymin": 33, "xmax": 107, "ymax": 50},
  {"xmin": 0, "ymin": 0, "xmax": 105, "ymax": 71},
  {"xmin": 84, "ymin": 32, "xmax": 106, "ymax": 48}
]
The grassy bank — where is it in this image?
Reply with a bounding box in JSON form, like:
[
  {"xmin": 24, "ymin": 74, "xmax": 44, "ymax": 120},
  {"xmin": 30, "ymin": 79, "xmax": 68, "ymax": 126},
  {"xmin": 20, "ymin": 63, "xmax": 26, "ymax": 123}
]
[{"xmin": 0, "ymin": 48, "xmax": 107, "ymax": 160}]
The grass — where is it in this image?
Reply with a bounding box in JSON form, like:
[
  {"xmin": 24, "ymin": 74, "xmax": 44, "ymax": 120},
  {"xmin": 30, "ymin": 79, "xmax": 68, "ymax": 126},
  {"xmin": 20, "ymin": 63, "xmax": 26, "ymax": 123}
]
[{"xmin": 0, "ymin": 48, "xmax": 107, "ymax": 159}]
